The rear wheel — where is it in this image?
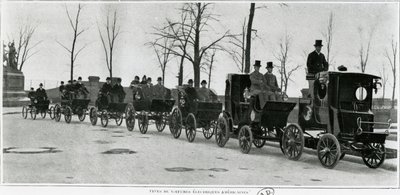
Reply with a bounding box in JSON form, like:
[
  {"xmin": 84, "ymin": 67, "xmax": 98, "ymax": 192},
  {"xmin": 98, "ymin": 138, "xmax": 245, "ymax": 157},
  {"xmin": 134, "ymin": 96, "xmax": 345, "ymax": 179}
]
[
  {"xmin": 215, "ymin": 116, "xmax": 230, "ymax": 147},
  {"xmin": 31, "ymin": 107, "xmax": 37, "ymax": 120},
  {"xmin": 54, "ymin": 105, "xmax": 61, "ymax": 122},
  {"xmin": 138, "ymin": 111, "xmax": 149, "ymax": 134},
  {"xmin": 49, "ymin": 106, "xmax": 55, "ymax": 120},
  {"xmin": 202, "ymin": 122, "xmax": 214, "ymax": 140},
  {"xmin": 253, "ymin": 127, "xmax": 267, "ymax": 148},
  {"xmin": 64, "ymin": 106, "xmax": 72, "ymax": 123},
  {"xmin": 100, "ymin": 110, "xmax": 108, "ymax": 127},
  {"xmin": 89, "ymin": 107, "xmax": 98, "ymax": 125},
  {"xmin": 185, "ymin": 113, "xmax": 197, "ymax": 142},
  {"xmin": 238, "ymin": 125, "xmax": 253, "ymax": 154},
  {"xmin": 361, "ymin": 143, "xmax": 386, "ymax": 169},
  {"xmin": 22, "ymin": 106, "xmax": 28, "ymax": 119},
  {"xmin": 282, "ymin": 124, "xmax": 304, "ymax": 160},
  {"xmin": 125, "ymin": 104, "xmax": 135, "ymax": 131},
  {"xmin": 155, "ymin": 112, "xmax": 167, "ymax": 132},
  {"xmin": 317, "ymin": 133, "xmax": 341, "ymax": 169},
  {"xmin": 169, "ymin": 108, "xmax": 182, "ymax": 138},
  {"xmin": 78, "ymin": 109, "xmax": 86, "ymax": 122}
]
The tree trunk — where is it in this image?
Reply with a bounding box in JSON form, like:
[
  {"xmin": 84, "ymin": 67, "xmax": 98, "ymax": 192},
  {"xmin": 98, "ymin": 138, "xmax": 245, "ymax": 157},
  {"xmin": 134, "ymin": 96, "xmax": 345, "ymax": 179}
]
[
  {"xmin": 392, "ymin": 75, "xmax": 396, "ymax": 108},
  {"xmin": 193, "ymin": 3, "xmax": 201, "ymax": 87},
  {"xmin": 178, "ymin": 55, "xmax": 184, "ymax": 86},
  {"xmin": 244, "ymin": 3, "xmax": 255, "ymax": 74},
  {"xmin": 70, "ymin": 36, "xmax": 76, "ymax": 82}
]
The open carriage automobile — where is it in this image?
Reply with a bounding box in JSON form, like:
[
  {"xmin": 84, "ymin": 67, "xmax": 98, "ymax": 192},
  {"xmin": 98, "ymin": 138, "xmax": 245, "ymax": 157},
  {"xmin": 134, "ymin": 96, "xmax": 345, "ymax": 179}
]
[
  {"xmin": 296, "ymin": 71, "xmax": 392, "ymax": 169},
  {"xmin": 130, "ymin": 84, "xmax": 175, "ymax": 134},
  {"xmin": 22, "ymin": 97, "xmax": 55, "ymax": 120},
  {"xmin": 54, "ymin": 91, "xmax": 91, "ymax": 123},
  {"xmin": 215, "ymin": 74, "xmax": 301, "ymax": 158},
  {"xmin": 169, "ymin": 85, "xmax": 223, "ymax": 142},
  {"xmin": 89, "ymin": 92, "xmax": 135, "ymax": 130}
]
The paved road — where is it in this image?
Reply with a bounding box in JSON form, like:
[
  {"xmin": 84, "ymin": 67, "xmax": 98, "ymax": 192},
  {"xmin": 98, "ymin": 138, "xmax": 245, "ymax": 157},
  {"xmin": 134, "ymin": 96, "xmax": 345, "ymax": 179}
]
[{"xmin": 2, "ymin": 113, "xmax": 398, "ymax": 186}]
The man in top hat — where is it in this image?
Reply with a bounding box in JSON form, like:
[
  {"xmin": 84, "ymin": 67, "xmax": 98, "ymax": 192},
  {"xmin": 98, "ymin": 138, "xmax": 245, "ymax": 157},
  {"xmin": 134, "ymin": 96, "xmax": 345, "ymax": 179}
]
[
  {"xmin": 264, "ymin": 62, "xmax": 281, "ymax": 101},
  {"xmin": 249, "ymin": 60, "xmax": 267, "ymax": 95},
  {"xmin": 36, "ymin": 83, "xmax": 48, "ymax": 101},
  {"xmin": 28, "ymin": 87, "xmax": 36, "ymax": 104},
  {"xmin": 111, "ymin": 78, "xmax": 126, "ymax": 103},
  {"xmin": 76, "ymin": 76, "xmax": 89, "ymax": 98},
  {"xmin": 153, "ymin": 77, "xmax": 167, "ymax": 99},
  {"xmin": 101, "ymin": 77, "xmax": 113, "ymax": 95},
  {"xmin": 307, "ymin": 40, "xmax": 329, "ymax": 75},
  {"xmin": 185, "ymin": 79, "xmax": 198, "ymax": 113}
]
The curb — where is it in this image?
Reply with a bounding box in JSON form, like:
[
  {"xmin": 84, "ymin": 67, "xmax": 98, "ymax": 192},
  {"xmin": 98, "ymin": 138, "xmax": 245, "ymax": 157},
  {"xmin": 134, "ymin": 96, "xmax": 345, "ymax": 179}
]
[{"xmin": 265, "ymin": 142, "xmax": 397, "ymax": 172}]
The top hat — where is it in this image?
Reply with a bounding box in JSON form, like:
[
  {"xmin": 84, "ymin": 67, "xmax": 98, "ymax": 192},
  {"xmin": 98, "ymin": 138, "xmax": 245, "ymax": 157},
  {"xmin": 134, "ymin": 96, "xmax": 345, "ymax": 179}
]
[
  {"xmin": 338, "ymin": 65, "xmax": 347, "ymax": 71},
  {"xmin": 106, "ymin": 77, "xmax": 111, "ymax": 80},
  {"xmin": 253, "ymin": 60, "xmax": 261, "ymax": 67},
  {"xmin": 30, "ymin": 87, "xmax": 34, "ymax": 90},
  {"xmin": 188, "ymin": 79, "xmax": 194, "ymax": 83},
  {"xmin": 39, "ymin": 83, "xmax": 43, "ymax": 86},
  {"xmin": 135, "ymin": 76, "xmax": 140, "ymax": 79},
  {"xmin": 117, "ymin": 78, "xmax": 122, "ymax": 82},
  {"xmin": 266, "ymin": 62, "xmax": 273, "ymax": 69},
  {"xmin": 314, "ymin": 40, "xmax": 323, "ymax": 47},
  {"xmin": 78, "ymin": 76, "xmax": 82, "ymax": 80},
  {"xmin": 201, "ymin": 80, "xmax": 207, "ymax": 84},
  {"xmin": 157, "ymin": 77, "xmax": 162, "ymax": 81},
  {"xmin": 61, "ymin": 81, "xmax": 64, "ymax": 84}
]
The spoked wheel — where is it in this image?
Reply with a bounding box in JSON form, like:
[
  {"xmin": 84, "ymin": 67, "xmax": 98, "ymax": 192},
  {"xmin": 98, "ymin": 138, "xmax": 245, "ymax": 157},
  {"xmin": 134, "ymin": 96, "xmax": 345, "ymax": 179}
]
[
  {"xmin": 64, "ymin": 106, "xmax": 72, "ymax": 123},
  {"xmin": 89, "ymin": 107, "xmax": 98, "ymax": 125},
  {"xmin": 31, "ymin": 107, "xmax": 37, "ymax": 120},
  {"xmin": 78, "ymin": 109, "xmax": 86, "ymax": 122},
  {"xmin": 185, "ymin": 113, "xmax": 197, "ymax": 142},
  {"xmin": 282, "ymin": 124, "xmax": 304, "ymax": 160},
  {"xmin": 40, "ymin": 110, "xmax": 46, "ymax": 119},
  {"xmin": 100, "ymin": 110, "xmax": 108, "ymax": 127},
  {"xmin": 22, "ymin": 106, "xmax": 28, "ymax": 119},
  {"xmin": 49, "ymin": 106, "xmax": 55, "ymax": 120},
  {"xmin": 138, "ymin": 111, "xmax": 149, "ymax": 134},
  {"xmin": 169, "ymin": 108, "xmax": 182, "ymax": 138},
  {"xmin": 238, "ymin": 125, "xmax": 253, "ymax": 154},
  {"xmin": 317, "ymin": 133, "xmax": 341, "ymax": 169},
  {"xmin": 202, "ymin": 122, "xmax": 214, "ymax": 140},
  {"xmin": 115, "ymin": 113, "xmax": 123, "ymax": 126},
  {"xmin": 155, "ymin": 112, "xmax": 167, "ymax": 132},
  {"xmin": 125, "ymin": 104, "xmax": 135, "ymax": 131},
  {"xmin": 215, "ymin": 115, "xmax": 230, "ymax": 147},
  {"xmin": 253, "ymin": 127, "xmax": 267, "ymax": 148},
  {"xmin": 361, "ymin": 143, "xmax": 386, "ymax": 169},
  {"xmin": 54, "ymin": 105, "xmax": 62, "ymax": 122}
]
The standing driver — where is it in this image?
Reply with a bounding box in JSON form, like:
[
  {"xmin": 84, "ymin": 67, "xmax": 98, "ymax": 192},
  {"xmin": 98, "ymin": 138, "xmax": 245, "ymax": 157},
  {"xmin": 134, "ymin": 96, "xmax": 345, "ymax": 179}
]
[
  {"xmin": 306, "ymin": 40, "xmax": 329, "ymax": 97},
  {"xmin": 36, "ymin": 83, "xmax": 48, "ymax": 101},
  {"xmin": 112, "ymin": 78, "xmax": 126, "ymax": 103}
]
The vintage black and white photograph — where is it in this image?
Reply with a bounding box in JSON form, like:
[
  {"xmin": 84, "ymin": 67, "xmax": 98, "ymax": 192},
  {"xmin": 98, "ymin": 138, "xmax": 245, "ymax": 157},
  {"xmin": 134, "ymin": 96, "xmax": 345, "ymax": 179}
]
[{"xmin": 1, "ymin": 0, "xmax": 399, "ymax": 193}]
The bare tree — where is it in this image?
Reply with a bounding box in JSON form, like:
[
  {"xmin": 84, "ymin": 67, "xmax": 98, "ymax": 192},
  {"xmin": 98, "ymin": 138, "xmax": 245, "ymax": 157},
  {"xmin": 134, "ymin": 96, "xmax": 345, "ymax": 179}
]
[
  {"xmin": 148, "ymin": 35, "xmax": 175, "ymax": 83},
  {"xmin": 225, "ymin": 19, "xmax": 247, "ymax": 73},
  {"xmin": 57, "ymin": 4, "xmax": 88, "ymax": 81},
  {"xmin": 201, "ymin": 48, "xmax": 217, "ymax": 88},
  {"xmin": 244, "ymin": 3, "xmax": 255, "ymax": 73},
  {"xmin": 153, "ymin": 3, "xmax": 229, "ymax": 87},
  {"xmin": 273, "ymin": 33, "xmax": 302, "ymax": 93},
  {"xmin": 379, "ymin": 63, "xmax": 389, "ymax": 101},
  {"xmin": 97, "ymin": 9, "xmax": 121, "ymax": 79},
  {"xmin": 384, "ymin": 38, "xmax": 397, "ymax": 109},
  {"xmin": 322, "ymin": 11, "xmax": 334, "ymax": 67},
  {"xmin": 358, "ymin": 24, "xmax": 377, "ymax": 73},
  {"xmin": 13, "ymin": 22, "xmax": 42, "ymax": 71}
]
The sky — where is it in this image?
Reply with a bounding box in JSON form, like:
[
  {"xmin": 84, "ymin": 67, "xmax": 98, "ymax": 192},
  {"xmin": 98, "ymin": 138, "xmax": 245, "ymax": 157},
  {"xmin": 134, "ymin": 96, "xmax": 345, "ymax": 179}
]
[{"xmin": 2, "ymin": 1, "xmax": 399, "ymax": 98}]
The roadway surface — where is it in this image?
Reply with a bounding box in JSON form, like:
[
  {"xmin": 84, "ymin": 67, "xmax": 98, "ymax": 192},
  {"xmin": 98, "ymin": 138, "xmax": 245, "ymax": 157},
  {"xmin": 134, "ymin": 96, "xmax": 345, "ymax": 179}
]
[{"xmin": 2, "ymin": 112, "xmax": 399, "ymax": 186}]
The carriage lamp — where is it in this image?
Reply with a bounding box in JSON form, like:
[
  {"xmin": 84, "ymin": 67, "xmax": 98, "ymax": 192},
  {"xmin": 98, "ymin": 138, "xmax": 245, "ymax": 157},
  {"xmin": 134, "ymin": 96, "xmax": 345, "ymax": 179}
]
[
  {"xmin": 373, "ymin": 79, "xmax": 382, "ymax": 94},
  {"xmin": 34, "ymin": 99, "xmax": 38, "ymax": 103},
  {"xmin": 179, "ymin": 99, "xmax": 186, "ymax": 107}
]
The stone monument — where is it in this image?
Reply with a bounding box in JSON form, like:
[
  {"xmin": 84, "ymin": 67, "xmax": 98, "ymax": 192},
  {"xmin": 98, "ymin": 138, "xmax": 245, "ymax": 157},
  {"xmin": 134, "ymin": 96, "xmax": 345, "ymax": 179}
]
[{"xmin": 3, "ymin": 41, "xmax": 29, "ymax": 107}]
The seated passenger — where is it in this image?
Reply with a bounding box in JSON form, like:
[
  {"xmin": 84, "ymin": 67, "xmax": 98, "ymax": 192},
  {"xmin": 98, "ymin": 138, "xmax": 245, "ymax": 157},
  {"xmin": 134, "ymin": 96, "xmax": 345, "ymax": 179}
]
[
  {"xmin": 111, "ymin": 78, "xmax": 126, "ymax": 103},
  {"xmin": 36, "ymin": 83, "xmax": 47, "ymax": 102},
  {"xmin": 76, "ymin": 76, "xmax": 89, "ymax": 99},
  {"xmin": 28, "ymin": 87, "xmax": 36, "ymax": 105},
  {"xmin": 263, "ymin": 62, "xmax": 281, "ymax": 101},
  {"xmin": 140, "ymin": 75, "xmax": 147, "ymax": 84},
  {"xmin": 130, "ymin": 76, "xmax": 140, "ymax": 87},
  {"xmin": 59, "ymin": 81, "xmax": 65, "ymax": 93},
  {"xmin": 185, "ymin": 79, "xmax": 198, "ymax": 101},
  {"xmin": 197, "ymin": 80, "xmax": 211, "ymax": 102},
  {"xmin": 153, "ymin": 77, "xmax": 167, "ymax": 99}
]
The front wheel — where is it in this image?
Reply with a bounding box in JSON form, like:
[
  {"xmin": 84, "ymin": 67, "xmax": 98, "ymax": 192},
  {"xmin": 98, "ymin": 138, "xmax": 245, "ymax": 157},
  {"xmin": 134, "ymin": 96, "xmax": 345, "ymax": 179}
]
[
  {"xmin": 89, "ymin": 107, "xmax": 98, "ymax": 125},
  {"xmin": 78, "ymin": 109, "xmax": 86, "ymax": 122},
  {"xmin": 169, "ymin": 108, "xmax": 182, "ymax": 139},
  {"xmin": 238, "ymin": 125, "xmax": 253, "ymax": 154},
  {"xmin": 22, "ymin": 106, "xmax": 28, "ymax": 119},
  {"xmin": 282, "ymin": 124, "xmax": 304, "ymax": 160},
  {"xmin": 138, "ymin": 111, "xmax": 149, "ymax": 134},
  {"xmin": 125, "ymin": 104, "xmax": 135, "ymax": 131},
  {"xmin": 31, "ymin": 107, "xmax": 37, "ymax": 120},
  {"xmin": 100, "ymin": 110, "xmax": 109, "ymax": 127},
  {"xmin": 253, "ymin": 127, "xmax": 267, "ymax": 148},
  {"xmin": 49, "ymin": 106, "xmax": 55, "ymax": 120},
  {"xmin": 64, "ymin": 106, "xmax": 72, "ymax": 123},
  {"xmin": 202, "ymin": 122, "xmax": 214, "ymax": 140},
  {"xmin": 54, "ymin": 104, "xmax": 62, "ymax": 122},
  {"xmin": 185, "ymin": 113, "xmax": 197, "ymax": 142},
  {"xmin": 317, "ymin": 133, "xmax": 341, "ymax": 169},
  {"xmin": 361, "ymin": 143, "xmax": 386, "ymax": 169},
  {"xmin": 215, "ymin": 116, "xmax": 230, "ymax": 147},
  {"xmin": 40, "ymin": 110, "xmax": 46, "ymax": 119},
  {"xmin": 115, "ymin": 113, "xmax": 123, "ymax": 126},
  {"xmin": 155, "ymin": 112, "xmax": 167, "ymax": 132}
]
